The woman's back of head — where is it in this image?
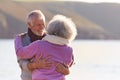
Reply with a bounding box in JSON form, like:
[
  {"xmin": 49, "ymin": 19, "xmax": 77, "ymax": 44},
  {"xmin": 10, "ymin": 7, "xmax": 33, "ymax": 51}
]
[{"xmin": 47, "ymin": 15, "xmax": 77, "ymax": 41}]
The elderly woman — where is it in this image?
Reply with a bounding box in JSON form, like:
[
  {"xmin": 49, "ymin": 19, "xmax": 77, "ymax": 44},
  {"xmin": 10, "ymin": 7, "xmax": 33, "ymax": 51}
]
[{"xmin": 15, "ymin": 15, "xmax": 77, "ymax": 80}]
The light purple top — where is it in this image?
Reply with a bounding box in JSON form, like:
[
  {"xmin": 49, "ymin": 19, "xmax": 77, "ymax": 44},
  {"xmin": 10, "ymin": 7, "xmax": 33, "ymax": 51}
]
[{"xmin": 15, "ymin": 35, "xmax": 74, "ymax": 80}]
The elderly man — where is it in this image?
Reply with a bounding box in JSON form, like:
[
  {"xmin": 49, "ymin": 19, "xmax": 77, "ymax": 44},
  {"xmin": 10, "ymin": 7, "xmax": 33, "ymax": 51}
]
[{"xmin": 15, "ymin": 10, "xmax": 69, "ymax": 80}]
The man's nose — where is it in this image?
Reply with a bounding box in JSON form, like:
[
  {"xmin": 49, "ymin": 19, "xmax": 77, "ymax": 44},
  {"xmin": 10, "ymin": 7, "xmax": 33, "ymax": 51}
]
[
  {"xmin": 40, "ymin": 25, "xmax": 45, "ymax": 29},
  {"xmin": 38, "ymin": 26, "xmax": 44, "ymax": 30}
]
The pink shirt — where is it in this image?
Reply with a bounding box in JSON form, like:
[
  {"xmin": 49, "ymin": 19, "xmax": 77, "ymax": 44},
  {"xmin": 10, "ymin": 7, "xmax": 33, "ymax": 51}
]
[{"xmin": 15, "ymin": 35, "xmax": 74, "ymax": 80}]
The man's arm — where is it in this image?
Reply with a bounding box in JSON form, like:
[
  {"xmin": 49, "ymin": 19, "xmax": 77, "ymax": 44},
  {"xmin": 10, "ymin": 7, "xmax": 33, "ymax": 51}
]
[
  {"xmin": 27, "ymin": 54, "xmax": 52, "ymax": 71},
  {"xmin": 55, "ymin": 53, "xmax": 74, "ymax": 75},
  {"xmin": 28, "ymin": 58, "xmax": 70, "ymax": 75},
  {"xmin": 18, "ymin": 58, "xmax": 32, "ymax": 72}
]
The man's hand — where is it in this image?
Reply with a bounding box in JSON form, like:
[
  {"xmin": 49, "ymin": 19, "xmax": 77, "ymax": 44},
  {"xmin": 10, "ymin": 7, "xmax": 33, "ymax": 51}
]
[
  {"xmin": 28, "ymin": 53, "xmax": 53, "ymax": 71},
  {"xmin": 55, "ymin": 63, "xmax": 70, "ymax": 75},
  {"xmin": 35, "ymin": 53, "xmax": 53, "ymax": 69}
]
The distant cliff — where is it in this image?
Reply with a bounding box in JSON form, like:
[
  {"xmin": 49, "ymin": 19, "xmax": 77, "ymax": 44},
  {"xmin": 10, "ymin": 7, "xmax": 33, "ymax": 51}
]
[{"xmin": 0, "ymin": 0, "xmax": 119, "ymax": 39}]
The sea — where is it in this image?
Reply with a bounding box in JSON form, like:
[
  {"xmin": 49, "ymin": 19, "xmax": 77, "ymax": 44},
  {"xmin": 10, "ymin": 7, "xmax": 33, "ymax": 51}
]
[{"xmin": 1, "ymin": 39, "xmax": 120, "ymax": 80}]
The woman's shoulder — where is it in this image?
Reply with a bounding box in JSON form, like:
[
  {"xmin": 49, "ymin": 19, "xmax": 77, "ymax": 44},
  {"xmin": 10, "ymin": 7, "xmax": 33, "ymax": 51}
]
[
  {"xmin": 66, "ymin": 45, "xmax": 73, "ymax": 52},
  {"xmin": 33, "ymin": 40, "xmax": 48, "ymax": 45}
]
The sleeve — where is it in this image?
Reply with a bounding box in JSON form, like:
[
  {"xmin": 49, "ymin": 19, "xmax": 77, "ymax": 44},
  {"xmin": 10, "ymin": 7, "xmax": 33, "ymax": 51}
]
[
  {"xmin": 21, "ymin": 60, "xmax": 31, "ymax": 72},
  {"xmin": 18, "ymin": 58, "xmax": 31, "ymax": 72},
  {"xmin": 68, "ymin": 49, "xmax": 75, "ymax": 67},
  {"xmin": 14, "ymin": 35, "xmax": 39, "ymax": 59}
]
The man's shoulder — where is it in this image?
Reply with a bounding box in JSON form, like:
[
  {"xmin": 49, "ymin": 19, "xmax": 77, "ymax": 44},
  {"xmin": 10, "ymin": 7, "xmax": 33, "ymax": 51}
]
[
  {"xmin": 18, "ymin": 32, "xmax": 28, "ymax": 39},
  {"xmin": 18, "ymin": 32, "xmax": 31, "ymax": 46}
]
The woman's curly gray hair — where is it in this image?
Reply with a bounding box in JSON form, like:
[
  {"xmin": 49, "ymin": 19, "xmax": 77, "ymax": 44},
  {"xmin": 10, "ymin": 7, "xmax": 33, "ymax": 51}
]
[{"xmin": 47, "ymin": 15, "xmax": 77, "ymax": 41}]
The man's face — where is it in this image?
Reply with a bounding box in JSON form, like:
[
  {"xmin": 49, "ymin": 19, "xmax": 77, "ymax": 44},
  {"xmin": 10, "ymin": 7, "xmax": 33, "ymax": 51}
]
[{"xmin": 29, "ymin": 17, "xmax": 46, "ymax": 36}]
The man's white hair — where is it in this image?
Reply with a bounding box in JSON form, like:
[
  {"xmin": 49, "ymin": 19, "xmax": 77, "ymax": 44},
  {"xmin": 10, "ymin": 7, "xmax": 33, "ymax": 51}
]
[
  {"xmin": 26, "ymin": 10, "xmax": 45, "ymax": 26},
  {"xmin": 47, "ymin": 14, "xmax": 77, "ymax": 41}
]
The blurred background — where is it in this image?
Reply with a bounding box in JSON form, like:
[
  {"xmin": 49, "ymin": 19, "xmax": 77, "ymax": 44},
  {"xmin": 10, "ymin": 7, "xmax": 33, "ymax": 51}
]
[
  {"xmin": 1, "ymin": 0, "xmax": 120, "ymax": 80},
  {"xmin": 1, "ymin": 0, "xmax": 120, "ymax": 39}
]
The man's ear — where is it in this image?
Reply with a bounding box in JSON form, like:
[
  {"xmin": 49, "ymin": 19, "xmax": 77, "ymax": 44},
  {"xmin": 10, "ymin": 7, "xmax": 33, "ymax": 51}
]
[
  {"xmin": 28, "ymin": 22, "xmax": 32, "ymax": 29},
  {"xmin": 28, "ymin": 22, "xmax": 31, "ymax": 26}
]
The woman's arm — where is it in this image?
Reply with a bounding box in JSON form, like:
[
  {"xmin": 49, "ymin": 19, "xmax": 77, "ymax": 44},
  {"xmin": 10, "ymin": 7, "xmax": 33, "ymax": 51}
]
[
  {"xmin": 15, "ymin": 35, "xmax": 53, "ymax": 71},
  {"xmin": 14, "ymin": 35, "xmax": 39, "ymax": 59}
]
